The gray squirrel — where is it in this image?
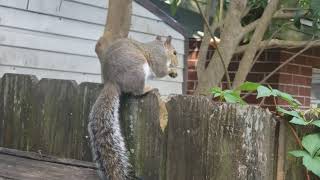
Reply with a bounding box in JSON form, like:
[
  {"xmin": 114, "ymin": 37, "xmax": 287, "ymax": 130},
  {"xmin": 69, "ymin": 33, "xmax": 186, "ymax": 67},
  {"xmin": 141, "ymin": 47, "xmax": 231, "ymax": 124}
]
[{"xmin": 88, "ymin": 36, "xmax": 178, "ymax": 180}]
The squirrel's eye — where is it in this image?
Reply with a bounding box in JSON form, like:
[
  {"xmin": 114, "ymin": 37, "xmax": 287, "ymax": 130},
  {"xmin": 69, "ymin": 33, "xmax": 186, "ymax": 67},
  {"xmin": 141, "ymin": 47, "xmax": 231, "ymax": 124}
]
[{"xmin": 173, "ymin": 50, "xmax": 177, "ymax": 55}]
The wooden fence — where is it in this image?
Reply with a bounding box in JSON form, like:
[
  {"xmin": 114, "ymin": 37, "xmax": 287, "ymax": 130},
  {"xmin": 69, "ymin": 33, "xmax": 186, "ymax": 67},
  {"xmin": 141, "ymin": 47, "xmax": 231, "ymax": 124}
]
[{"xmin": 0, "ymin": 73, "xmax": 306, "ymax": 180}]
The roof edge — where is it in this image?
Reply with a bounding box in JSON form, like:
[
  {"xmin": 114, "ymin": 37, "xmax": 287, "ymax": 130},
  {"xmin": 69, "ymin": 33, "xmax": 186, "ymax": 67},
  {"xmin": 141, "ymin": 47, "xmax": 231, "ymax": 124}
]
[{"xmin": 135, "ymin": 0, "xmax": 188, "ymax": 38}]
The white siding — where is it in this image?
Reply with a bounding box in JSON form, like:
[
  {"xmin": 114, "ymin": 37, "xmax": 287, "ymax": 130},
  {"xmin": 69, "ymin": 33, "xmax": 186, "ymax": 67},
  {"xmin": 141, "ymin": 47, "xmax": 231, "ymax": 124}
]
[{"xmin": 0, "ymin": 0, "xmax": 185, "ymax": 95}]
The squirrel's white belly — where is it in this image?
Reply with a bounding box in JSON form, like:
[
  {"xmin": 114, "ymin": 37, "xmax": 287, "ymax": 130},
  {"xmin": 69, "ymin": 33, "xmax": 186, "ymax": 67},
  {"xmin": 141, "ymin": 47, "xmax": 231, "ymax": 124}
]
[{"xmin": 143, "ymin": 62, "xmax": 155, "ymax": 81}]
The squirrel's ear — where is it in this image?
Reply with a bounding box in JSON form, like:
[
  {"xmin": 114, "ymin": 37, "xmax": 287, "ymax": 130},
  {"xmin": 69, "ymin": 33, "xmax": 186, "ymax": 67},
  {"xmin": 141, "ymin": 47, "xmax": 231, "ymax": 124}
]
[
  {"xmin": 165, "ymin": 35, "xmax": 172, "ymax": 46},
  {"xmin": 155, "ymin": 36, "xmax": 162, "ymax": 41}
]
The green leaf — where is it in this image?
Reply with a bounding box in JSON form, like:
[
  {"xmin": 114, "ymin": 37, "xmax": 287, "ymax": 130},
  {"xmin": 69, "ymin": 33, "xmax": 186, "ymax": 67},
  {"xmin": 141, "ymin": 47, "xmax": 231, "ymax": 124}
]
[
  {"xmin": 302, "ymin": 154, "xmax": 320, "ymax": 177},
  {"xmin": 276, "ymin": 106, "xmax": 302, "ymax": 118},
  {"xmin": 237, "ymin": 81, "xmax": 261, "ymax": 91},
  {"xmin": 213, "ymin": 92, "xmax": 222, "ymax": 98},
  {"xmin": 223, "ymin": 90, "xmax": 247, "ymax": 105},
  {"xmin": 302, "ymin": 133, "xmax": 320, "ymax": 157},
  {"xmin": 289, "ymin": 150, "xmax": 309, "ymax": 157},
  {"xmin": 311, "ymin": 0, "xmax": 320, "ymax": 14},
  {"xmin": 273, "ymin": 90, "xmax": 301, "ymax": 106},
  {"xmin": 289, "ymin": 148, "xmax": 320, "ymax": 177},
  {"xmin": 256, "ymin": 86, "xmax": 272, "ymax": 98},
  {"xmin": 211, "ymin": 87, "xmax": 223, "ymax": 94},
  {"xmin": 311, "ymin": 120, "xmax": 320, "ymax": 128},
  {"xmin": 290, "ymin": 117, "xmax": 308, "ymax": 125},
  {"xmin": 224, "ymin": 93, "xmax": 240, "ymax": 103}
]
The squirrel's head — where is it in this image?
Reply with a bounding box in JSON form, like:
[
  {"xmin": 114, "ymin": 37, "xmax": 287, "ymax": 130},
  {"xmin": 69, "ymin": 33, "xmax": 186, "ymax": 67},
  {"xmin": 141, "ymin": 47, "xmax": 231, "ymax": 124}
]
[{"xmin": 156, "ymin": 36, "xmax": 178, "ymax": 78}]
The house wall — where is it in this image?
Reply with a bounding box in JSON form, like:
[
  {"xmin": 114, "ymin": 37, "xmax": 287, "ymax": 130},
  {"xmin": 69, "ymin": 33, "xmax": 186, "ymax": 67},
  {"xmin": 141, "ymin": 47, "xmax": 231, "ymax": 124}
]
[
  {"xmin": 0, "ymin": 0, "xmax": 186, "ymax": 95},
  {"xmin": 187, "ymin": 38, "xmax": 319, "ymax": 110},
  {"xmin": 311, "ymin": 69, "xmax": 320, "ymax": 107}
]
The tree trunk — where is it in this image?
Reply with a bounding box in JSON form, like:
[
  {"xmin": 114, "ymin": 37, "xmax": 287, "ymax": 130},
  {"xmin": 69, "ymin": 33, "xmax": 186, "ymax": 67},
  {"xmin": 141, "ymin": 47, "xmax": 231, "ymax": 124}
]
[
  {"xmin": 95, "ymin": 0, "xmax": 132, "ymax": 83},
  {"xmin": 195, "ymin": 0, "xmax": 247, "ymax": 95}
]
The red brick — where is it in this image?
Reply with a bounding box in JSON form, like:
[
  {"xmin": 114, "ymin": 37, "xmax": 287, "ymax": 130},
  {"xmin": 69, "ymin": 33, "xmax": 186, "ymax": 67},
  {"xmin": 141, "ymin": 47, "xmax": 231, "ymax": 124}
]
[
  {"xmin": 295, "ymin": 97, "xmax": 305, "ymax": 106},
  {"xmin": 263, "ymin": 97, "xmax": 277, "ymax": 106},
  {"xmin": 292, "ymin": 75, "xmax": 306, "ymax": 85},
  {"xmin": 252, "ymin": 62, "xmax": 280, "ymax": 72},
  {"xmin": 280, "ymin": 51, "xmax": 292, "ymax": 62},
  {"xmin": 188, "ymin": 51, "xmax": 199, "ymax": 59},
  {"xmin": 267, "ymin": 83, "xmax": 280, "ymax": 89},
  {"xmin": 292, "ymin": 56, "xmax": 307, "ymax": 65},
  {"xmin": 187, "ymin": 90, "xmax": 194, "ymax": 95},
  {"xmin": 265, "ymin": 50, "xmax": 280, "ymax": 62},
  {"xmin": 246, "ymin": 73, "xmax": 264, "ymax": 82},
  {"xmin": 307, "ymin": 56, "xmax": 320, "ymax": 67},
  {"xmin": 278, "ymin": 98, "xmax": 291, "ymax": 106},
  {"xmin": 222, "ymin": 73, "xmax": 235, "ymax": 81},
  {"xmin": 299, "ymin": 66, "xmax": 312, "ymax": 76},
  {"xmin": 283, "ymin": 64, "xmax": 299, "ymax": 73},
  {"xmin": 267, "ymin": 74, "xmax": 280, "ymax": 83},
  {"xmin": 278, "ymin": 74, "xmax": 293, "ymax": 84},
  {"xmin": 299, "ymin": 87, "xmax": 311, "ymax": 96},
  {"xmin": 305, "ymin": 97, "xmax": 311, "ymax": 106},
  {"xmin": 282, "ymin": 85, "xmax": 299, "ymax": 95},
  {"xmin": 188, "ymin": 60, "xmax": 197, "ymax": 70},
  {"xmin": 227, "ymin": 62, "xmax": 239, "ymax": 71},
  {"xmin": 187, "ymin": 81, "xmax": 195, "ymax": 91},
  {"xmin": 188, "ymin": 70, "xmax": 198, "ymax": 81},
  {"xmin": 243, "ymin": 94, "xmax": 260, "ymax": 104},
  {"xmin": 306, "ymin": 77, "xmax": 312, "ymax": 86}
]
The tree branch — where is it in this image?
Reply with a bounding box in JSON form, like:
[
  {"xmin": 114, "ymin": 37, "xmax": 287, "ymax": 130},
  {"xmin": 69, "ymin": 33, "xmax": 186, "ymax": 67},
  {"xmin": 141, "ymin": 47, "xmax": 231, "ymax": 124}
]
[
  {"xmin": 236, "ymin": 39, "xmax": 320, "ymax": 53},
  {"xmin": 232, "ymin": 0, "xmax": 281, "ymax": 88},
  {"xmin": 96, "ymin": 0, "xmax": 132, "ymax": 83},
  {"xmin": 242, "ymin": 18, "xmax": 260, "ymax": 35},
  {"xmin": 194, "ymin": 0, "xmax": 232, "ymax": 89},
  {"xmin": 273, "ymin": 8, "xmax": 307, "ymax": 19},
  {"xmin": 260, "ymin": 39, "xmax": 320, "ymax": 84}
]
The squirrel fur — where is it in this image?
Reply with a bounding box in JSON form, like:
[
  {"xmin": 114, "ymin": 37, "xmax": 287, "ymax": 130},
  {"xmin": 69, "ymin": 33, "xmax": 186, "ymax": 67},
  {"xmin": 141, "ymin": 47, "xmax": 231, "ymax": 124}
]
[{"xmin": 88, "ymin": 36, "xmax": 178, "ymax": 180}]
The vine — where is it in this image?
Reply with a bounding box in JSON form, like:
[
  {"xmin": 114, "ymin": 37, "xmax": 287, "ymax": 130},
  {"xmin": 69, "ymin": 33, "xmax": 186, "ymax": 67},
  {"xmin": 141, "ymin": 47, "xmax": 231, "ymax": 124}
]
[{"xmin": 211, "ymin": 81, "xmax": 320, "ymax": 177}]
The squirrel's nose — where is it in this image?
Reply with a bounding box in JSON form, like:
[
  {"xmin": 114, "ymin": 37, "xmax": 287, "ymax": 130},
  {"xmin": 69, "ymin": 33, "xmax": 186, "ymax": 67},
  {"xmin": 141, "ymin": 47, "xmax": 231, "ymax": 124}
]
[{"xmin": 169, "ymin": 72, "xmax": 178, "ymax": 78}]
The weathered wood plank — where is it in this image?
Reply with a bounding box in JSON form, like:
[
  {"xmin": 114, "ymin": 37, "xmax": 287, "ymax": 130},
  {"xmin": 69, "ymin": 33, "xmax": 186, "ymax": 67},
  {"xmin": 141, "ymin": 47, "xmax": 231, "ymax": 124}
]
[
  {"xmin": 120, "ymin": 91, "xmax": 166, "ymax": 179},
  {"xmin": 165, "ymin": 95, "xmax": 212, "ymax": 180},
  {"xmin": 206, "ymin": 104, "xmax": 277, "ymax": 180},
  {"xmin": 33, "ymin": 78, "xmax": 80, "ymax": 158},
  {"xmin": 77, "ymin": 82, "xmax": 103, "ymax": 161},
  {"xmin": 165, "ymin": 96, "xmax": 277, "ymax": 180},
  {"xmin": 0, "ymin": 147, "xmax": 98, "ymax": 180},
  {"xmin": 0, "ymin": 65, "xmax": 102, "ymax": 84},
  {"xmin": 0, "ymin": 74, "xmax": 38, "ymax": 151},
  {"xmin": 0, "ymin": 147, "xmax": 95, "ymax": 168}
]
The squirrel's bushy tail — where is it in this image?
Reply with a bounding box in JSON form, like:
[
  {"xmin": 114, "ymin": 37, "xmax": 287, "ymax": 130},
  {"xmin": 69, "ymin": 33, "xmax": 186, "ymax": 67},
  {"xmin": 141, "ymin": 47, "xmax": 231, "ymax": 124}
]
[{"xmin": 88, "ymin": 81, "xmax": 131, "ymax": 180}]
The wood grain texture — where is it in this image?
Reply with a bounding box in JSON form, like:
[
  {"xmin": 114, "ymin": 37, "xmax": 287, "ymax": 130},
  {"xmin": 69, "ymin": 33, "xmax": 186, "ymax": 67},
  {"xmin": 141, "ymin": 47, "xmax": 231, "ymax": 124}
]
[
  {"xmin": 0, "ymin": 147, "xmax": 98, "ymax": 180},
  {"xmin": 120, "ymin": 90, "xmax": 166, "ymax": 180},
  {"xmin": 165, "ymin": 95, "xmax": 277, "ymax": 180}
]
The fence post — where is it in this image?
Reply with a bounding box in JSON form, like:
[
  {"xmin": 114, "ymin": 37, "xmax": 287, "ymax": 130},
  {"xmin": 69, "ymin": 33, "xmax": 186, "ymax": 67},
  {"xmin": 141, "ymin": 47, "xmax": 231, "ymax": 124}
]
[
  {"xmin": 165, "ymin": 95, "xmax": 277, "ymax": 180},
  {"xmin": 120, "ymin": 91, "xmax": 166, "ymax": 180}
]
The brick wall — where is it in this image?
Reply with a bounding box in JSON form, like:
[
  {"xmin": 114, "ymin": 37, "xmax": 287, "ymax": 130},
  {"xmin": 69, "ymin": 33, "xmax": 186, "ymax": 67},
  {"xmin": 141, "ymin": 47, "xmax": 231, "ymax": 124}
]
[{"xmin": 187, "ymin": 38, "xmax": 318, "ymax": 109}]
